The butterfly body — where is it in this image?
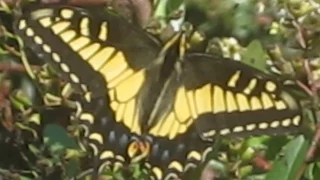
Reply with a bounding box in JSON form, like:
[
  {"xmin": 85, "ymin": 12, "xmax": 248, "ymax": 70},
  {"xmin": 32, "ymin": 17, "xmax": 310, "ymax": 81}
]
[{"xmin": 14, "ymin": 4, "xmax": 303, "ymax": 180}]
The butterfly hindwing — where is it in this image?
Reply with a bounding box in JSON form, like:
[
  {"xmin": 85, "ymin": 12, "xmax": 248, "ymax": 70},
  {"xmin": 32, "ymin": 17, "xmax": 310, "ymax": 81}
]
[
  {"xmin": 145, "ymin": 126, "xmax": 213, "ymax": 180},
  {"xmin": 78, "ymin": 95, "xmax": 133, "ymax": 172}
]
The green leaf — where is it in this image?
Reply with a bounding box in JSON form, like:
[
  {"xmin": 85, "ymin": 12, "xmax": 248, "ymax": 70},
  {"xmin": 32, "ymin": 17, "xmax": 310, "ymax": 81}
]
[
  {"xmin": 65, "ymin": 159, "xmax": 80, "ymax": 178},
  {"xmin": 245, "ymin": 136, "xmax": 270, "ymax": 148},
  {"xmin": 19, "ymin": 176, "xmax": 34, "ymax": 180},
  {"xmin": 265, "ymin": 135, "xmax": 309, "ymax": 180},
  {"xmin": 10, "ymin": 89, "xmax": 33, "ymax": 111},
  {"xmin": 242, "ymin": 40, "xmax": 268, "ymax": 71},
  {"xmin": 314, "ymin": 162, "xmax": 320, "ymax": 179},
  {"xmin": 305, "ymin": 163, "xmax": 315, "ymax": 179},
  {"xmin": 305, "ymin": 162, "xmax": 320, "ymax": 180},
  {"xmin": 166, "ymin": 0, "xmax": 184, "ymax": 15},
  {"xmin": 154, "ymin": 0, "xmax": 169, "ymax": 18},
  {"xmin": 154, "ymin": 0, "xmax": 184, "ymax": 21},
  {"xmin": 0, "ymin": 1, "xmax": 11, "ymax": 13},
  {"xmin": 43, "ymin": 124, "xmax": 79, "ymax": 156}
]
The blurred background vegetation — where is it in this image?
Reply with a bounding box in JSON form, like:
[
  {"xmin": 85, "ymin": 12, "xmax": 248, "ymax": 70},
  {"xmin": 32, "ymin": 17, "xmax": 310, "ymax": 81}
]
[{"xmin": 0, "ymin": 0, "xmax": 318, "ymax": 179}]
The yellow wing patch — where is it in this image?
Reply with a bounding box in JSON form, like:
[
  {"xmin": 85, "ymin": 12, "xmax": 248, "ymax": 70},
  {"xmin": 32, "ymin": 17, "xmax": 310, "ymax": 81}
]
[
  {"xmin": 51, "ymin": 21, "xmax": 70, "ymax": 34},
  {"xmin": 18, "ymin": 19, "xmax": 26, "ymax": 29},
  {"xmin": 227, "ymin": 70, "xmax": 241, "ymax": 87},
  {"xmin": 195, "ymin": 85, "xmax": 212, "ymax": 115},
  {"xmin": 105, "ymin": 69, "xmax": 144, "ymax": 135},
  {"xmin": 250, "ymin": 96, "xmax": 262, "ymax": 110},
  {"xmin": 80, "ymin": 17, "xmax": 90, "ymax": 36},
  {"xmin": 38, "ymin": 17, "xmax": 52, "ymax": 27},
  {"xmin": 226, "ymin": 91, "xmax": 238, "ymax": 112},
  {"xmin": 60, "ymin": 30, "xmax": 76, "ymax": 42},
  {"xmin": 175, "ymin": 87, "xmax": 191, "ymax": 121},
  {"xmin": 236, "ymin": 93, "xmax": 250, "ymax": 111},
  {"xmin": 60, "ymin": 9, "xmax": 74, "ymax": 19},
  {"xmin": 244, "ymin": 78, "xmax": 257, "ymax": 94},
  {"xmin": 98, "ymin": 22, "xmax": 108, "ymax": 41},
  {"xmin": 213, "ymin": 85, "xmax": 226, "ymax": 113},
  {"xmin": 34, "ymin": 35, "xmax": 43, "ymax": 44},
  {"xmin": 26, "ymin": 28, "xmax": 35, "ymax": 36},
  {"xmin": 78, "ymin": 43, "xmax": 101, "ymax": 59}
]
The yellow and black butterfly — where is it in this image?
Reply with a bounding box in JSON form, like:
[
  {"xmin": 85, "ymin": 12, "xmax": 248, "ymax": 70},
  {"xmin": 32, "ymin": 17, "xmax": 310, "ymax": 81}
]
[{"xmin": 14, "ymin": 4, "xmax": 303, "ymax": 180}]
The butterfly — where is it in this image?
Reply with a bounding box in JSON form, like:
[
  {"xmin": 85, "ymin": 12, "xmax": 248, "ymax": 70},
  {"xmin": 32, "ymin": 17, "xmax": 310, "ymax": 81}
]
[{"xmin": 13, "ymin": 4, "xmax": 303, "ymax": 180}]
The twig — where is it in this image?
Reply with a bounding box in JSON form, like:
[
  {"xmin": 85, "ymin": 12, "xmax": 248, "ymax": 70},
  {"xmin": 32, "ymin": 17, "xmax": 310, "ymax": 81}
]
[
  {"xmin": 3, "ymin": 44, "xmax": 21, "ymax": 57},
  {"xmin": 306, "ymin": 120, "xmax": 320, "ymax": 163},
  {"xmin": 296, "ymin": 80, "xmax": 313, "ymax": 97},
  {"xmin": 295, "ymin": 121, "xmax": 320, "ymax": 180},
  {"xmin": 0, "ymin": 62, "xmax": 41, "ymax": 72}
]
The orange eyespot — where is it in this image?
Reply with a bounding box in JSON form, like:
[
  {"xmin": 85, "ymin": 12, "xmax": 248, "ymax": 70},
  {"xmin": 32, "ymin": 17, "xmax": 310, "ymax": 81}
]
[
  {"xmin": 139, "ymin": 142, "xmax": 151, "ymax": 153},
  {"xmin": 127, "ymin": 141, "xmax": 151, "ymax": 159},
  {"xmin": 127, "ymin": 141, "xmax": 139, "ymax": 158}
]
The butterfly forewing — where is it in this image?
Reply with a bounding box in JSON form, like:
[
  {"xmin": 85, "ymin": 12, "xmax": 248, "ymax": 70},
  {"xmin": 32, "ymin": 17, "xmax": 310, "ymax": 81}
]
[
  {"xmin": 14, "ymin": 4, "xmax": 167, "ymax": 133},
  {"xmin": 15, "ymin": 6, "xmax": 104, "ymax": 96},
  {"xmin": 185, "ymin": 53, "xmax": 301, "ymax": 139},
  {"xmin": 14, "ymin": 5, "xmax": 162, "ymax": 98},
  {"xmin": 148, "ymin": 53, "xmax": 301, "ymax": 141},
  {"xmin": 14, "ymin": 4, "xmax": 164, "ymax": 175}
]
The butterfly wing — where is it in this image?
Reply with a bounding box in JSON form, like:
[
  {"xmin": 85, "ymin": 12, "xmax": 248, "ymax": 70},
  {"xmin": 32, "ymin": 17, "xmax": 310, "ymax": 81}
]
[
  {"xmin": 181, "ymin": 53, "xmax": 301, "ymax": 139},
  {"xmin": 144, "ymin": 53, "xmax": 302, "ymax": 180},
  {"xmin": 14, "ymin": 5, "xmax": 162, "ymax": 97},
  {"xmin": 14, "ymin": 4, "xmax": 164, "ymax": 171}
]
